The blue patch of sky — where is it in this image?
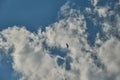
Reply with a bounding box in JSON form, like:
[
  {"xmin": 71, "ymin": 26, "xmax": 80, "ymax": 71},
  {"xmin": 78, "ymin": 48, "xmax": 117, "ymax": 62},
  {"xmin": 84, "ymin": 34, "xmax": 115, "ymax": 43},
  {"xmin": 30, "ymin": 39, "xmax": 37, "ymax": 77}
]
[
  {"xmin": 85, "ymin": 18, "xmax": 102, "ymax": 46},
  {"xmin": 65, "ymin": 56, "xmax": 72, "ymax": 71},
  {"xmin": 56, "ymin": 55, "xmax": 72, "ymax": 71},
  {"xmin": 97, "ymin": 0, "xmax": 118, "ymax": 6},
  {"xmin": 49, "ymin": 47, "xmax": 69, "ymax": 58},
  {"xmin": 0, "ymin": 0, "xmax": 67, "ymax": 32},
  {"xmin": 65, "ymin": 61, "xmax": 71, "ymax": 71},
  {"xmin": 57, "ymin": 58, "xmax": 65, "ymax": 66},
  {"xmin": 0, "ymin": 49, "xmax": 18, "ymax": 80},
  {"xmin": 63, "ymin": 0, "xmax": 93, "ymax": 12}
]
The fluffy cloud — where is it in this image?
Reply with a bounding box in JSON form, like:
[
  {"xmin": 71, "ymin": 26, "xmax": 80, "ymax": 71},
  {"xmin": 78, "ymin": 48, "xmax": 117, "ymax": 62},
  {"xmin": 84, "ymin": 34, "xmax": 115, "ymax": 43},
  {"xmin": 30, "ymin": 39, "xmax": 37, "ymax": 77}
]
[
  {"xmin": 0, "ymin": 1, "xmax": 120, "ymax": 80},
  {"xmin": 0, "ymin": 4, "xmax": 94, "ymax": 80},
  {"xmin": 95, "ymin": 37, "xmax": 120, "ymax": 80},
  {"xmin": 90, "ymin": 0, "xmax": 99, "ymax": 6},
  {"xmin": 0, "ymin": 6, "xmax": 91, "ymax": 80},
  {"xmin": 95, "ymin": 7, "xmax": 108, "ymax": 17}
]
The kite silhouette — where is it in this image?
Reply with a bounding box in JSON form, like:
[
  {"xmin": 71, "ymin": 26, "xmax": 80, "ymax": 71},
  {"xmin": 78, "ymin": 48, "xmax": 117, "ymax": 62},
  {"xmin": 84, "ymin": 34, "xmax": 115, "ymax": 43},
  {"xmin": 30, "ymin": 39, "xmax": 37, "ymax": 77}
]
[{"xmin": 66, "ymin": 43, "xmax": 69, "ymax": 48}]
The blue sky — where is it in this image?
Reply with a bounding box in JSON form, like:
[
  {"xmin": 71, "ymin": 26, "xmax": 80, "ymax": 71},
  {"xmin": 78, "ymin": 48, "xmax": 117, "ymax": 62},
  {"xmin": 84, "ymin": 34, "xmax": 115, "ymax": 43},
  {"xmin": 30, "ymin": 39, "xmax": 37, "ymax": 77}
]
[
  {"xmin": 0, "ymin": 0, "xmax": 66, "ymax": 31},
  {"xmin": 0, "ymin": 51, "xmax": 18, "ymax": 80},
  {"xmin": 0, "ymin": 0, "xmax": 120, "ymax": 80}
]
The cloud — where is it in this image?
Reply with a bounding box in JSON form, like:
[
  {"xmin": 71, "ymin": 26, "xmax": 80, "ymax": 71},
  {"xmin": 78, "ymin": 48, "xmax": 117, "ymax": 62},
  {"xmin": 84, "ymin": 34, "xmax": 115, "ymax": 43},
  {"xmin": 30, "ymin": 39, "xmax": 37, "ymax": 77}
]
[
  {"xmin": 1, "ymin": 27, "xmax": 55, "ymax": 80},
  {"xmin": 0, "ymin": 3, "xmax": 94, "ymax": 80},
  {"xmin": 0, "ymin": 1, "xmax": 120, "ymax": 80},
  {"xmin": 95, "ymin": 37, "xmax": 120, "ymax": 80},
  {"xmin": 95, "ymin": 7, "xmax": 108, "ymax": 17},
  {"xmin": 0, "ymin": 4, "xmax": 90, "ymax": 80},
  {"xmin": 90, "ymin": 0, "xmax": 99, "ymax": 6}
]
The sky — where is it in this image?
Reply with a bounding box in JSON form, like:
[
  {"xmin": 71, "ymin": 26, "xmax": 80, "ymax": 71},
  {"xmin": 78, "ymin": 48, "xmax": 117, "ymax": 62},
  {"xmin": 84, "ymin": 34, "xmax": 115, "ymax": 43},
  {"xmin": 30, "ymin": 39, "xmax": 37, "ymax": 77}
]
[
  {"xmin": 0, "ymin": 0, "xmax": 120, "ymax": 80},
  {"xmin": 0, "ymin": 0, "xmax": 66, "ymax": 31}
]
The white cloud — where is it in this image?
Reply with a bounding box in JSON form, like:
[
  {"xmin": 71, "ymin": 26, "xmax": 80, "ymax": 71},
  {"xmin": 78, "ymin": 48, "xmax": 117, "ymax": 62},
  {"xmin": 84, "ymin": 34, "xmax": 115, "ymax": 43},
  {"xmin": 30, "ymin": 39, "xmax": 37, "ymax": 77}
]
[
  {"xmin": 119, "ymin": 0, "xmax": 120, "ymax": 5},
  {"xmin": 96, "ymin": 37, "xmax": 120, "ymax": 80},
  {"xmin": 85, "ymin": 7, "xmax": 92, "ymax": 13},
  {"xmin": 0, "ymin": 1, "xmax": 120, "ymax": 80},
  {"xmin": 94, "ymin": 7, "xmax": 109, "ymax": 17},
  {"xmin": 94, "ymin": 5, "xmax": 120, "ymax": 80},
  {"xmin": 116, "ymin": 15, "xmax": 120, "ymax": 32},
  {"xmin": 0, "ymin": 3, "xmax": 95, "ymax": 79},
  {"xmin": 89, "ymin": 0, "xmax": 99, "ymax": 7},
  {"xmin": 1, "ymin": 26, "xmax": 58, "ymax": 80},
  {"xmin": 0, "ymin": 6, "xmax": 91, "ymax": 80}
]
